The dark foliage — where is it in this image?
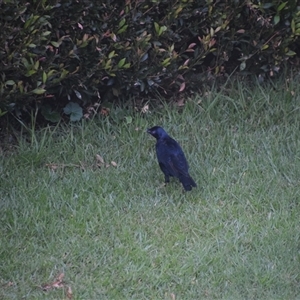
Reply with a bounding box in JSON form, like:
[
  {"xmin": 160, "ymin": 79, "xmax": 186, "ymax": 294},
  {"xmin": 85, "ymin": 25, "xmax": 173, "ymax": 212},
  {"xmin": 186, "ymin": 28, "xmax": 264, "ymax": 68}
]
[{"xmin": 0, "ymin": 0, "xmax": 299, "ymax": 122}]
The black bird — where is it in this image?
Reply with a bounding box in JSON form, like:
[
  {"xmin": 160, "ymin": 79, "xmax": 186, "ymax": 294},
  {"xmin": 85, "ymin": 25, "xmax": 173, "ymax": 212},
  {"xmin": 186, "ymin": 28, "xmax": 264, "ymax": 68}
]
[{"xmin": 147, "ymin": 126, "xmax": 197, "ymax": 191}]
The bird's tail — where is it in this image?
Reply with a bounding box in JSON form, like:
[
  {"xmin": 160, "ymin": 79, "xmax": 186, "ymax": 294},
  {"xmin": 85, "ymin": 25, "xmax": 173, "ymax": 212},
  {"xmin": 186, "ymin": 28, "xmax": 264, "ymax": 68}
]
[{"xmin": 179, "ymin": 174, "xmax": 197, "ymax": 191}]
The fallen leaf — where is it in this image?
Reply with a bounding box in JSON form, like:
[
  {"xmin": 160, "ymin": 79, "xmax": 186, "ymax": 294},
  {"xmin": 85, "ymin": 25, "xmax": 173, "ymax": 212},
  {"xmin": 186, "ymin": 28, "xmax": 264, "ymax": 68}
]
[
  {"xmin": 111, "ymin": 33, "xmax": 117, "ymax": 42},
  {"xmin": 58, "ymin": 272, "xmax": 64, "ymax": 281},
  {"xmin": 96, "ymin": 154, "xmax": 104, "ymax": 164},
  {"xmin": 45, "ymin": 163, "xmax": 59, "ymax": 170},
  {"xmin": 111, "ymin": 161, "xmax": 117, "ymax": 167},
  {"xmin": 84, "ymin": 102, "xmax": 100, "ymax": 119},
  {"xmin": 4, "ymin": 281, "xmax": 14, "ymax": 287},
  {"xmin": 66, "ymin": 285, "xmax": 73, "ymax": 299},
  {"xmin": 51, "ymin": 280, "xmax": 64, "ymax": 289},
  {"xmin": 177, "ymin": 98, "xmax": 185, "ymax": 107},
  {"xmin": 42, "ymin": 272, "xmax": 65, "ymax": 291},
  {"xmin": 179, "ymin": 82, "xmax": 185, "ymax": 92},
  {"xmin": 100, "ymin": 107, "xmax": 110, "ymax": 116},
  {"xmin": 141, "ymin": 104, "xmax": 149, "ymax": 113}
]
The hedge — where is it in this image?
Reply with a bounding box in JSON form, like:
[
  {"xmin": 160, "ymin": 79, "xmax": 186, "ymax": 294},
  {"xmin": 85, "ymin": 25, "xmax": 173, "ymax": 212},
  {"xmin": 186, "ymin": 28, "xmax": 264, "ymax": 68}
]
[{"xmin": 0, "ymin": 0, "xmax": 299, "ymax": 121}]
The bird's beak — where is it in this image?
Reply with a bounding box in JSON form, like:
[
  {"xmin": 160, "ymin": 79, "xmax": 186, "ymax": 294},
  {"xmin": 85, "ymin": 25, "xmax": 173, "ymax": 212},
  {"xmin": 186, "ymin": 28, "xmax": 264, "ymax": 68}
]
[{"xmin": 147, "ymin": 128, "xmax": 152, "ymax": 134}]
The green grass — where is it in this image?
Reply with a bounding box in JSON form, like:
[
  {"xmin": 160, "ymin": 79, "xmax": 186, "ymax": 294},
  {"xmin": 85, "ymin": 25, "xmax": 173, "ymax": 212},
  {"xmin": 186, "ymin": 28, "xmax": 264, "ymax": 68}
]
[{"xmin": 1, "ymin": 78, "xmax": 300, "ymax": 299}]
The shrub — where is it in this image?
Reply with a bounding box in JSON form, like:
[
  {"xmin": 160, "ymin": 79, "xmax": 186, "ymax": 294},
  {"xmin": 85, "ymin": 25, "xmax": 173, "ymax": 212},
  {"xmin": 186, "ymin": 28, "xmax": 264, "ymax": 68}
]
[{"xmin": 0, "ymin": 0, "xmax": 299, "ymax": 121}]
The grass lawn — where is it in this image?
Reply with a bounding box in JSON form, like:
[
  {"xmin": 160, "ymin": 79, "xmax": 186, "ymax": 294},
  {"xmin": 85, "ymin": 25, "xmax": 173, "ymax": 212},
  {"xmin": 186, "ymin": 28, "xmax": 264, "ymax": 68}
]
[{"xmin": 1, "ymin": 79, "xmax": 300, "ymax": 299}]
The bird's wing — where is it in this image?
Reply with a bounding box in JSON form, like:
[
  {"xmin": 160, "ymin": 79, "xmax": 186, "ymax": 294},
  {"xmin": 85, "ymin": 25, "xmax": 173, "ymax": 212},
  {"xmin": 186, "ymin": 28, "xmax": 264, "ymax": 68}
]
[
  {"xmin": 162, "ymin": 138, "xmax": 189, "ymax": 177},
  {"xmin": 168, "ymin": 151, "xmax": 190, "ymax": 177}
]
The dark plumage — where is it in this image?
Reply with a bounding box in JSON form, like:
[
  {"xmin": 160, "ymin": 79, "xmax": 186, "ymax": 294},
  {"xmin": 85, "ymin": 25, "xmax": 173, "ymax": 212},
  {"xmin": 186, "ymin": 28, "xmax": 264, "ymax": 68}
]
[{"xmin": 147, "ymin": 126, "xmax": 197, "ymax": 191}]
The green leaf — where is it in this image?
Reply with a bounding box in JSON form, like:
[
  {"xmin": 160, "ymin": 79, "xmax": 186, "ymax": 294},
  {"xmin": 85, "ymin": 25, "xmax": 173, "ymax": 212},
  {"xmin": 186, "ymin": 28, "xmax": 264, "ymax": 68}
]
[
  {"xmin": 51, "ymin": 41, "xmax": 61, "ymax": 47},
  {"xmin": 154, "ymin": 22, "xmax": 160, "ymax": 35},
  {"xmin": 118, "ymin": 58, "xmax": 126, "ymax": 68},
  {"xmin": 117, "ymin": 25, "xmax": 128, "ymax": 34},
  {"xmin": 107, "ymin": 72, "xmax": 116, "ymax": 77},
  {"xmin": 18, "ymin": 81, "xmax": 24, "ymax": 93},
  {"xmin": 63, "ymin": 102, "xmax": 83, "ymax": 122},
  {"xmin": 60, "ymin": 69, "xmax": 69, "ymax": 79},
  {"xmin": 47, "ymin": 70, "xmax": 56, "ymax": 77},
  {"xmin": 42, "ymin": 31, "xmax": 51, "ymax": 36},
  {"xmin": 277, "ymin": 2, "xmax": 287, "ymax": 11},
  {"xmin": 274, "ymin": 15, "xmax": 280, "ymax": 25},
  {"xmin": 24, "ymin": 20, "xmax": 31, "ymax": 29},
  {"xmin": 125, "ymin": 116, "xmax": 132, "ymax": 124},
  {"xmin": 79, "ymin": 41, "xmax": 88, "ymax": 48},
  {"xmin": 22, "ymin": 58, "xmax": 30, "ymax": 69},
  {"xmin": 42, "ymin": 71, "xmax": 47, "ymax": 84},
  {"xmin": 285, "ymin": 50, "xmax": 296, "ymax": 56},
  {"xmin": 118, "ymin": 18, "xmax": 126, "ymax": 28},
  {"xmin": 32, "ymin": 88, "xmax": 46, "ymax": 94},
  {"xmin": 26, "ymin": 70, "xmax": 37, "ymax": 77},
  {"xmin": 108, "ymin": 51, "xmax": 115, "ymax": 59},
  {"xmin": 123, "ymin": 63, "xmax": 131, "ymax": 69},
  {"xmin": 291, "ymin": 19, "xmax": 295, "ymax": 33},
  {"xmin": 34, "ymin": 60, "xmax": 40, "ymax": 70},
  {"xmin": 161, "ymin": 57, "xmax": 171, "ymax": 66},
  {"xmin": 104, "ymin": 59, "xmax": 112, "ymax": 70},
  {"xmin": 41, "ymin": 105, "xmax": 61, "ymax": 122},
  {"xmin": 240, "ymin": 61, "xmax": 246, "ymax": 71},
  {"xmin": 158, "ymin": 25, "xmax": 167, "ymax": 36},
  {"xmin": 0, "ymin": 109, "xmax": 7, "ymax": 117},
  {"xmin": 5, "ymin": 80, "xmax": 15, "ymax": 86}
]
